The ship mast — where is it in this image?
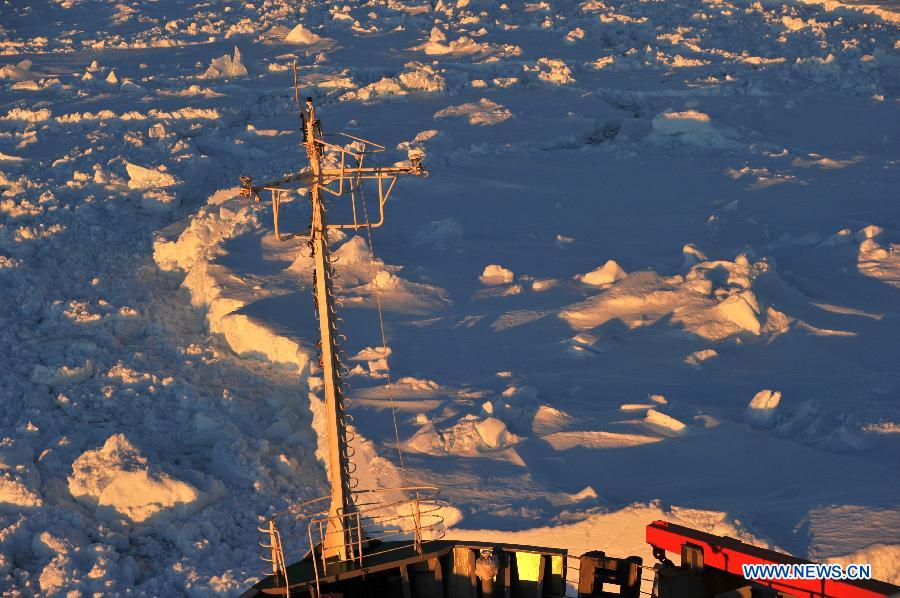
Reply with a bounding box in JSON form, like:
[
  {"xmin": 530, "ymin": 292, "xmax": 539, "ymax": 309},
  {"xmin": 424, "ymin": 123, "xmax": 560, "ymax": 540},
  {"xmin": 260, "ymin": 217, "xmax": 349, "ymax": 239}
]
[
  {"xmin": 304, "ymin": 101, "xmax": 357, "ymax": 561},
  {"xmin": 241, "ymin": 97, "xmax": 426, "ymax": 564}
]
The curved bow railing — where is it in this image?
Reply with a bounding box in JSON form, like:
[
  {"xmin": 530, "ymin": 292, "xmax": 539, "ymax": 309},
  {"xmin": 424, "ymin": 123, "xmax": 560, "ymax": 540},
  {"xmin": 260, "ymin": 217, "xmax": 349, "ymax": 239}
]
[{"xmin": 258, "ymin": 486, "xmax": 448, "ymax": 596}]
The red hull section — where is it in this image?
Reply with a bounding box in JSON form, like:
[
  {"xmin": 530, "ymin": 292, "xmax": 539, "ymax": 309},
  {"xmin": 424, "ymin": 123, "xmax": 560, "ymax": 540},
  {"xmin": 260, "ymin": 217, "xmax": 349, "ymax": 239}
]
[{"xmin": 646, "ymin": 520, "xmax": 899, "ymax": 598}]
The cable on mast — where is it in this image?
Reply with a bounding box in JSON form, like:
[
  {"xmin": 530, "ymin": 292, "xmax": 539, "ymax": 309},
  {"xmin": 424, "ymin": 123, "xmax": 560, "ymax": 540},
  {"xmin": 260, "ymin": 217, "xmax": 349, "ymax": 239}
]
[{"xmin": 354, "ymin": 171, "xmax": 406, "ymax": 469}]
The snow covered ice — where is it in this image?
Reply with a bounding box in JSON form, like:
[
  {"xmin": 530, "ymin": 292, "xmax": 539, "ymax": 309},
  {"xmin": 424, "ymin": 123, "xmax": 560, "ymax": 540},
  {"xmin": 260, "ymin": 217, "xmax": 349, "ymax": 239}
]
[{"xmin": 1, "ymin": 0, "xmax": 899, "ymax": 595}]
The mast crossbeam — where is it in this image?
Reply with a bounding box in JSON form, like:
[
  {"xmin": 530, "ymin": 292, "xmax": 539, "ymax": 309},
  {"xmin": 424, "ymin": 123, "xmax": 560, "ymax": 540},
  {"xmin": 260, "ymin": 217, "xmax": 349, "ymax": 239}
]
[
  {"xmin": 241, "ymin": 164, "xmax": 422, "ymax": 235},
  {"xmin": 240, "ymin": 166, "xmax": 424, "ymax": 196}
]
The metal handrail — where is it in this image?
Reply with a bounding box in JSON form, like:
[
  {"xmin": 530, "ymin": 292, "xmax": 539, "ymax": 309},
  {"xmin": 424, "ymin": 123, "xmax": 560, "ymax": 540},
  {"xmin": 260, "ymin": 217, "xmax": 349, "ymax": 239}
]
[
  {"xmin": 257, "ymin": 486, "xmax": 448, "ymax": 595},
  {"xmin": 258, "ymin": 519, "xmax": 291, "ymax": 597}
]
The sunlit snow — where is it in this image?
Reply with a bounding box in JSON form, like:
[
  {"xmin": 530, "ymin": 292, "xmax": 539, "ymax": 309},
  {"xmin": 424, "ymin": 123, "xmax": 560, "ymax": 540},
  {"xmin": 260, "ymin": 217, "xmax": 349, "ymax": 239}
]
[{"xmin": 1, "ymin": 0, "xmax": 898, "ymax": 595}]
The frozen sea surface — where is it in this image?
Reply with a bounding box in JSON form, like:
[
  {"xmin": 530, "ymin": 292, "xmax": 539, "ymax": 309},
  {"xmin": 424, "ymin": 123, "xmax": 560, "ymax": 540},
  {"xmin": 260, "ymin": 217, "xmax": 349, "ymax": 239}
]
[{"xmin": 1, "ymin": 0, "xmax": 898, "ymax": 595}]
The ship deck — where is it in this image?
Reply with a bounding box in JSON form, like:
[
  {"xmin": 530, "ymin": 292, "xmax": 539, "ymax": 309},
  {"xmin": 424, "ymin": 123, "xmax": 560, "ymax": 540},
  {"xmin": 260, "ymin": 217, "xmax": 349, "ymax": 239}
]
[{"xmin": 249, "ymin": 539, "xmax": 570, "ymax": 596}]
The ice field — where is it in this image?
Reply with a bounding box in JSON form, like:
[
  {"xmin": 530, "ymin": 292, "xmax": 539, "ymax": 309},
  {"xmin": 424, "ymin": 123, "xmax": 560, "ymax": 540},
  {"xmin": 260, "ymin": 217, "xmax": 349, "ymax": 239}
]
[{"xmin": 1, "ymin": 0, "xmax": 898, "ymax": 594}]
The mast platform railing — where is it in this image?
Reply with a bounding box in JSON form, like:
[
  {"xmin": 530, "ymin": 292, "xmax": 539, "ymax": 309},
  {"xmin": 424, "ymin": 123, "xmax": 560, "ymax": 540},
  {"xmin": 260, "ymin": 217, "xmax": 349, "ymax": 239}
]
[{"xmin": 258, "ymin": 486, "xmax": 448, "ymax": 595}]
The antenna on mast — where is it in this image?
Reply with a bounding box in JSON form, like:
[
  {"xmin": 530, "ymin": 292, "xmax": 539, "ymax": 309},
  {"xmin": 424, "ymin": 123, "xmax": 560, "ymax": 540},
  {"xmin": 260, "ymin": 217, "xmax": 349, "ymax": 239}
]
[{"xmin": 240, "ymin": 98, "xmax": 427, "ymax": 564}]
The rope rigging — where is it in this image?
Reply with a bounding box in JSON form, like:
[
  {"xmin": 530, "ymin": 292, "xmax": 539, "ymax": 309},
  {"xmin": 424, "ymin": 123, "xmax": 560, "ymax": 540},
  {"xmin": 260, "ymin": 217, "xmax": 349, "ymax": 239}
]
[{"xmin": 351, "ymin": 164, "xmax": 406, "ymax": 470}]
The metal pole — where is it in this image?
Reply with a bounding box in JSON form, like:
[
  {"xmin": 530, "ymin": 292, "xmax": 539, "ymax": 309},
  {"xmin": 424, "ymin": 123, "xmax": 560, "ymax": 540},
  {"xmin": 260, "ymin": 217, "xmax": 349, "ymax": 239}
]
[
  {"xmin": 272, "ymin": 190, "xmax": 281, "ymax": 241},
  {"xmin": 268, "ymin": 519, "xmax": 280, "ymax": 580},
  {"xmin": 412, "ymin": 498, "xmax": 423, "ymax": 554},
  {"xmin": 304, "ymin": 99, "xmax": 355, "ymax": 563}
]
